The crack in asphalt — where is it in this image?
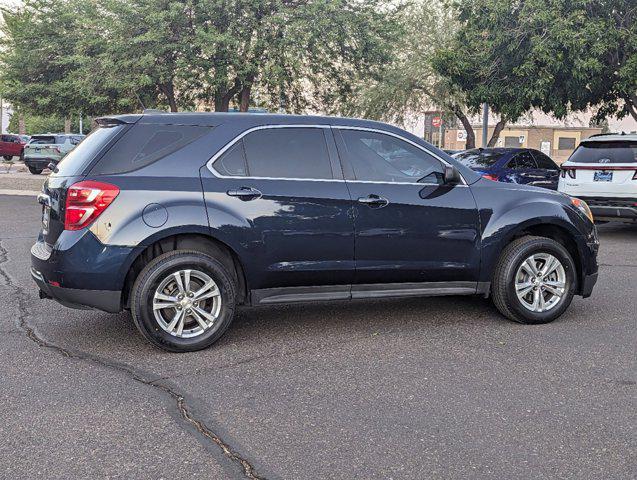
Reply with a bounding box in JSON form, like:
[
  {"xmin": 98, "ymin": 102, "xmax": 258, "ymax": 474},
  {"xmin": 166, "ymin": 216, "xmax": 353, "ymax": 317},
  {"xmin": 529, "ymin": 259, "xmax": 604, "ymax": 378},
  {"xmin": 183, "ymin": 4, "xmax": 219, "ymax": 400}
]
[{"xmin": 0, "ymin": 241, "xmax": 265, "ymax": 480}]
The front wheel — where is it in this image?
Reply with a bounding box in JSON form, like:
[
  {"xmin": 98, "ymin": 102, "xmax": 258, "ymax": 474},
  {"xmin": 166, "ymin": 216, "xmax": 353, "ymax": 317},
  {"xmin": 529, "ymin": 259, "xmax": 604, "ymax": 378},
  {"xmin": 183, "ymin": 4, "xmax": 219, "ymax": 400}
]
[
  {"xmin": 28, "ymin": 166, "xmax": 43, "ymax": 175},
  {"xmin": 131, "ymin": 250, "xmax": 237, "ymax": 352},
  {"xmin": 491, "ymin": 236, "xmax": 576, "ymax": 324}
]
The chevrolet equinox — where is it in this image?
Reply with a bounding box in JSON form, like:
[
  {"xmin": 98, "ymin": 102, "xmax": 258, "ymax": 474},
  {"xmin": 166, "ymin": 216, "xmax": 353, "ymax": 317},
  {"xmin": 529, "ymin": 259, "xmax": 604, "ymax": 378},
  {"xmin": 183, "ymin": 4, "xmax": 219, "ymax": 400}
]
[{"xmin": 31, "ymin": 113, "xmax": 599, "ymax": 352}]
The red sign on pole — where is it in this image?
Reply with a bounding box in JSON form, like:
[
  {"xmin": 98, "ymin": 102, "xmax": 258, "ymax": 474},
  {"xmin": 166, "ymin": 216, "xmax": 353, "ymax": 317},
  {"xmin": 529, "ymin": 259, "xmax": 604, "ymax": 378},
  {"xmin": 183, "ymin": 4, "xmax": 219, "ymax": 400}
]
[{"xmin": 432, "ymin": 116, "xmax": 442, "ymax": 128}]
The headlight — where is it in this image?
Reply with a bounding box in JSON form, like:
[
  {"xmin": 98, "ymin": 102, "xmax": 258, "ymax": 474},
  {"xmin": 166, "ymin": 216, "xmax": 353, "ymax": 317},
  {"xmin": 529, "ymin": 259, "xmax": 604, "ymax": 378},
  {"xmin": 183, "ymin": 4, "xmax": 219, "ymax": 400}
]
[{"xmin": 570, "ymin": 197, "xmax": 594, "ymax": 223}]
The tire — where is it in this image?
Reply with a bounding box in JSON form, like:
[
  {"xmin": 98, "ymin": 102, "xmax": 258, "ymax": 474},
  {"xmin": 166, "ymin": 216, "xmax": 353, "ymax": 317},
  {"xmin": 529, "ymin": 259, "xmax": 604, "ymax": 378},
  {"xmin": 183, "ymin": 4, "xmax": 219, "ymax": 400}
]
[
  {"xmin": 131, "ymin": 250, "xmax": 237, "ymax": 352},
  {"xmin": 3, "ymin": 155, "xmax": 12, "ymax": 161},
  {"xmin": 491, "ymin": 235, "xmax": 576, "ymax": 324},
  {"xmin": 28, "ymin": 166, "xmax": 43, "ymax": 175}
]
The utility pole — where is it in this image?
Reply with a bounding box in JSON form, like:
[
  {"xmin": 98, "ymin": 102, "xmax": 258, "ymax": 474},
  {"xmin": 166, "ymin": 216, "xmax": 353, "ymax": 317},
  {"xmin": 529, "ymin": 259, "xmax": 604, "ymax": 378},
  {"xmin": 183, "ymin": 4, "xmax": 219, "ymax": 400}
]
[
  {"xmin": 79, "ymin": 112, "xmax": 83, "ymax": 135},
  {"xmin": 0, "ymin": 97, "xmax": 3, "ymax": 134},
  {"xmin": 482, "ymin": 103, "xmax": 488, "ymax": 147}
]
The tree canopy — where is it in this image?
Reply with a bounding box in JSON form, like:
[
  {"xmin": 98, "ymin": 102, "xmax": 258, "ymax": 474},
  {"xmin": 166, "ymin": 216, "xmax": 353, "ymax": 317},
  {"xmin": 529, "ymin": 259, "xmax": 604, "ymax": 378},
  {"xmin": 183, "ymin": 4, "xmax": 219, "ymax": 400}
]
[
  {"xmin": 0, "ymin": 0, "xmax": 401, "ymax": 117},
  {"xmin": 434, "ymin": 0, "xmax": 637, "ymax": 126}
]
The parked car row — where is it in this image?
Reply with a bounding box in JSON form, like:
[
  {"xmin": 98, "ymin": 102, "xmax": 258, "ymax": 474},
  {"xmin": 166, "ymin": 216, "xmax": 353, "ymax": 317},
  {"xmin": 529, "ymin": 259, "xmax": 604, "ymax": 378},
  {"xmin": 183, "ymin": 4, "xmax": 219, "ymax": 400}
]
[
  {"xmin": 450, "ymin": 135, "xmax": 637, "ymax": 223},
  {"xmin": 0, "ymin": 133, "xmax": 85, "ymax": 174}
]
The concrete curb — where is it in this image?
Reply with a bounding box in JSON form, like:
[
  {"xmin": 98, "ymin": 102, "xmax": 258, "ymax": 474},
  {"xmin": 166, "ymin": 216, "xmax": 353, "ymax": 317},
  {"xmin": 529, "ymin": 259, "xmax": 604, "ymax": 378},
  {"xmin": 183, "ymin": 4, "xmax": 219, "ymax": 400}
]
[{"xmin": 0, "ymin": 189, "xmax": 40, "ymax": 197}]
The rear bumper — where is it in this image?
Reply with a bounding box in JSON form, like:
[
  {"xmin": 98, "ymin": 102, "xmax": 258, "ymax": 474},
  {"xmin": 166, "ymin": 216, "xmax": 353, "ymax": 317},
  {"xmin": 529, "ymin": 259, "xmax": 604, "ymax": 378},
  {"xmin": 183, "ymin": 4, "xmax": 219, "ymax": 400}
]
[
  {"xmin": 579, "ymin": 197, "xmax": 637, "ymax": 222},
  {"xmin": 31, "ymin": 267, "xmax": 122, "ymax": 312},
  {"xmin": 24, "ymin": 157, "xmax": 57, "ymax": 169},
  {"xmin": 30, "ymin": 230, "xmax": 139, "ymax": 313}
]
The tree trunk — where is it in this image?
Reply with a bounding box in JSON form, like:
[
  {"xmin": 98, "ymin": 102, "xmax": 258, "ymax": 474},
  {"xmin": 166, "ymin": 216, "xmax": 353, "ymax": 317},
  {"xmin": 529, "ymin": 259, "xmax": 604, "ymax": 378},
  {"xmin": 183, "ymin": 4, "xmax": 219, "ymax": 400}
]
[
  {"xmin": 487, "ymin": 120, "xmax": 506, "ymax": 147},
  {"xmin": 626, "ymin": 95, "xmax": 637, "ymax": 123},
  {"xmin": 214, "ymin": 79, "xmax": 241, "ymax": 112},
  {"xmin": 18, "ymin": 114, "xmax": 26, "ymax": 135},
  {"xmin": 160, "ymin": 83, "xmax": 178, "ymax": 112},
  {"xmin": 64, "ymin": 117, "xmax": 71, "ymax": 134},
  {"xmin": 239, "ymin": 85, "xmax": 251, "ymax": 112},
  {"xmin": 452, "ymin": 105, "xmax": 475, "ymax": 149}
]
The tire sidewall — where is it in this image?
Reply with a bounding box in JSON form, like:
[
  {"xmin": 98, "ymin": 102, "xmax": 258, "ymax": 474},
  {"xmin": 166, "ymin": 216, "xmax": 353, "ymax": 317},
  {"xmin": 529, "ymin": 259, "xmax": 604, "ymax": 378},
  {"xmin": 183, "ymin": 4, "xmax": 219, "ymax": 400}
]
[
  {"xmin": 504, "ymin": 239, "xmax": 576, "ymax": 324},
  {"xmin": 132, "ymin": 253, "xmax": 236, "ymax": 352}
]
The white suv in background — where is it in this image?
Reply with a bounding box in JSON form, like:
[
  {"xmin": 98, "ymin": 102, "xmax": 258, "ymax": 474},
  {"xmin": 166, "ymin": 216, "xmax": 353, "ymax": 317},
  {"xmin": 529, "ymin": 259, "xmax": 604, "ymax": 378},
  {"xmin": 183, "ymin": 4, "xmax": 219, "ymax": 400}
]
[{"xmin": 558, "ymin": 133, "xmax": 637, "ymax": 223}]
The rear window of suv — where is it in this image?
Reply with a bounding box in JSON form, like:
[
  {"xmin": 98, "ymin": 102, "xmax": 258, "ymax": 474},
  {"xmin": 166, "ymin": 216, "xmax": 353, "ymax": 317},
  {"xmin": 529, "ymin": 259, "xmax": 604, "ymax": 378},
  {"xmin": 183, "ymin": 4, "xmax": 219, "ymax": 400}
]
[
  {"xmin": 29, "ymin": 135, "xmax": 57, "ymax": 145},
  {"xmin": 55, "ymin": 125, "xmax": 125, "ymax": 177},
  {"xmin": 90, "ymin": 124, "xmax": 209, "ymax": 175},
  {"xmin": 569, "ymin": 141, "xmax": 637, "ymax": 163},
  {"xmin": 453, "ymin": 149, "xmax": 505, "ymax": 168}
]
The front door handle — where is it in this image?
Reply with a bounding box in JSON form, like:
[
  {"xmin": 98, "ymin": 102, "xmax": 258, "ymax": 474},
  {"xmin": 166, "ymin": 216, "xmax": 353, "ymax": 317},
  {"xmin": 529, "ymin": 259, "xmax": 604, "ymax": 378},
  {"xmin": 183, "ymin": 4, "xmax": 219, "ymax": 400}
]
[
  {"xmin": 227, "ymin": 187, "xmax": 262, "ymax": 200},
  {"xmin": 357, "ymin": 194, "xmax": 389, "ymax": 208}
]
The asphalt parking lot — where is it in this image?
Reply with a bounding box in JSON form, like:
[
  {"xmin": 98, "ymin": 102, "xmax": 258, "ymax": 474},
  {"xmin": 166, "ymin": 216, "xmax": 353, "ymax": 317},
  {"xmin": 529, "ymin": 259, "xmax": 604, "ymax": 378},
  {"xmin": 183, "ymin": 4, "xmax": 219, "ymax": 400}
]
[{"xmin": 0, "ymin": 193, "xmax": 635, "ymax": 479}]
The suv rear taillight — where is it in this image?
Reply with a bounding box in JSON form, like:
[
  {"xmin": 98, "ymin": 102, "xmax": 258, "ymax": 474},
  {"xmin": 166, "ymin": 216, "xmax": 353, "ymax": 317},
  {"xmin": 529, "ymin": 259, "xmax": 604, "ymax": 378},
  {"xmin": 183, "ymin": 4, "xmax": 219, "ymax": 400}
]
[
  {"xmin": 64, "ymin": 180, "xmax": 120, "ymax": 231},
  {"xmin": 633, "ymin": 170, "xmax": 637, "ymax": 180},
  {"xmin": 561, "ymin": 168, "xmax": 576, "ymax": 179}
]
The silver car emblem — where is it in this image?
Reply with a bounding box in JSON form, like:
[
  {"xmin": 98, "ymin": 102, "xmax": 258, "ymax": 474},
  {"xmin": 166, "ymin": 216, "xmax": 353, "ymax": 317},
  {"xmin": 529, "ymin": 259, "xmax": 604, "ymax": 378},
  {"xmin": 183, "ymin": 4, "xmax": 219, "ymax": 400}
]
[{"xmin": 599, "ymin": 158, "xmax": 611, "ymax": 163}]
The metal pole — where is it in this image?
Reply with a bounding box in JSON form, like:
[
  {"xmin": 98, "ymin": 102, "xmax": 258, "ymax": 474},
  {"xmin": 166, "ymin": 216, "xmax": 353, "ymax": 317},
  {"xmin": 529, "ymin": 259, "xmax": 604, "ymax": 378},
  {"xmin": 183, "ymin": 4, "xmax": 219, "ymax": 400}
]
[
  {"xmin": 482, "ymin": 103, "xmax": 488, "ymax": 147},
  {"xmin": 79, "ymin": 112, "xmax": 83, "ymax": 135},
  {"xmin": 0, "ymin": 98, "xmax": 3, "ymax": 134},
  {"xmin": 438, "ymin": 121, "xmax": 443, "ymax": 148}
]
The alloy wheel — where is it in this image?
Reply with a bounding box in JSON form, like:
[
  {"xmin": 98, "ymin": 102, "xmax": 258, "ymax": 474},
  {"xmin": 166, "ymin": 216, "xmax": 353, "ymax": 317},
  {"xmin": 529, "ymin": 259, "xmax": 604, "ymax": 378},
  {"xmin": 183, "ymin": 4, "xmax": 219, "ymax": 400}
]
[
  {"xmin": 514, "ymin": 253, "xmax": 566, "ymax": 313},
  {"xmin": 152, "ymin": 269, "xmax": 222, "ymax": 338}
]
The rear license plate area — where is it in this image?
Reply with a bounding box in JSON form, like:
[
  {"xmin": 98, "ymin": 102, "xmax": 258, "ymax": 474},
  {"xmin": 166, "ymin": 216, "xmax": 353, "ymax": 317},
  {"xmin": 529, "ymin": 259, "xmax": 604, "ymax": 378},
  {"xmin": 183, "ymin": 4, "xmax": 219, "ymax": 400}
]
[{"xmin": 593, "ymin": 171, "xmax": 613, "ymax": 182}]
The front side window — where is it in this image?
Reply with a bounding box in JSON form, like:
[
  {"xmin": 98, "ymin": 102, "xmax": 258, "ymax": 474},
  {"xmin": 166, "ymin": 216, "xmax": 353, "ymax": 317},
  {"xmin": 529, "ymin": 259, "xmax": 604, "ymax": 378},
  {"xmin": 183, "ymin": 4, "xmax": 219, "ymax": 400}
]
[
  {"xmin": 509, "ymin": 151, "xmax": 537, "ymax": 169},
  {"xmin": 338, "ymin": 130, "xmax": 443, "ymax": 184}
]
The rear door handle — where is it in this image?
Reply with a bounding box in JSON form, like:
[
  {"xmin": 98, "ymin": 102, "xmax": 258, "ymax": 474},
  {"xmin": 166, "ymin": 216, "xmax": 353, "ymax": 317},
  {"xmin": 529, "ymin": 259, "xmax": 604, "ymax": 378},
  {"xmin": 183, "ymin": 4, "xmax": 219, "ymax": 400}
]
[
  {"xmin": 227, "ymin": 187, "xmax": 262, "ymax": 200},
  {"xmin": 357, "ymin": 194, "xmax": 389, "ymax": 208}
]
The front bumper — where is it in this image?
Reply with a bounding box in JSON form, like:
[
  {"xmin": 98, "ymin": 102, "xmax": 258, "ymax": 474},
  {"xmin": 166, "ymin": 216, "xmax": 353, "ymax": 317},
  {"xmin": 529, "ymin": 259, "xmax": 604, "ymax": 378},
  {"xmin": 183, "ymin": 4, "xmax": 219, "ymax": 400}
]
[{"xmin": 31, "ymin": 267, "xmax": 122, "ymax": 312}]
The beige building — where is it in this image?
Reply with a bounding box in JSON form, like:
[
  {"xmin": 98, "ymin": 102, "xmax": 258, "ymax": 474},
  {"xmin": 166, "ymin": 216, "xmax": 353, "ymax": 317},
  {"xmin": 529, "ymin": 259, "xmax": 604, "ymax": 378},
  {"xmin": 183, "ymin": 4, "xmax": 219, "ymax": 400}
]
[{"xmin": 445, "ymin": 124, "xmax": 602, "ymax": 164}]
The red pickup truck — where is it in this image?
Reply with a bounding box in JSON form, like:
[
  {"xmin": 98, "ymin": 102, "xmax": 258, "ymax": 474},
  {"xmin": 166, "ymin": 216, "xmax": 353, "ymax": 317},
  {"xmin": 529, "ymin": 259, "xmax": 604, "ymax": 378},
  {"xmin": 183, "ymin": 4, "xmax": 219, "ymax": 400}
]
[{"xmin": 0, "ymin": 134, "xmax": 28, "ymax": 160}]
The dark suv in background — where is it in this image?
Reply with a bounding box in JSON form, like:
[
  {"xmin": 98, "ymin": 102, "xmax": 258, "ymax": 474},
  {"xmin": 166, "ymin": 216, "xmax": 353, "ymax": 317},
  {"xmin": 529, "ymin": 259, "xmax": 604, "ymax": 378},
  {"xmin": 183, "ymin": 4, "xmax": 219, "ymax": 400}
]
[{"xmin": 31, "ymin": 113, "xmax": 599, "ymax": 352}]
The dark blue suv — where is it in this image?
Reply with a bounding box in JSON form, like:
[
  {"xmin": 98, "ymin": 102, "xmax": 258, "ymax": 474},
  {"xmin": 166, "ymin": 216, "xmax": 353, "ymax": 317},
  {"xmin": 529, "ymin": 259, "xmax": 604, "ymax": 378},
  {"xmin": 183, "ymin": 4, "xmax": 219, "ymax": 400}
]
[{"xmin": 31, "ymin": 113, "xmax": 599, "ymax": 352}]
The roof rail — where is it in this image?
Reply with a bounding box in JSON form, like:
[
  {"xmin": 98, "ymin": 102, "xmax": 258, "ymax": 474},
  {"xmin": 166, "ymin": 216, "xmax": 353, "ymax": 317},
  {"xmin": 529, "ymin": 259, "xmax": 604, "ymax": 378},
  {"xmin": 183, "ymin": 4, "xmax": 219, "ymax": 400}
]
[
  {"xmin": 143, "ymin": 108, "xmax": 168, "ymax": 114},
  {"xmin": 588, "ymin": 132, "xmax": 627, "ymax": 138}
]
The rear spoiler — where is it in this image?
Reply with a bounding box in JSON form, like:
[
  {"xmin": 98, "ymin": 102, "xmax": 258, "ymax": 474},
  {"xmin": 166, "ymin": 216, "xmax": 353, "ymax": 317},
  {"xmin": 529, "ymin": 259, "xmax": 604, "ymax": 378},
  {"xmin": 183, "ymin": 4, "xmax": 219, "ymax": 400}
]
[{"xmin": 95, "ymin": 115, "xmax": 142, "ymax": 127}]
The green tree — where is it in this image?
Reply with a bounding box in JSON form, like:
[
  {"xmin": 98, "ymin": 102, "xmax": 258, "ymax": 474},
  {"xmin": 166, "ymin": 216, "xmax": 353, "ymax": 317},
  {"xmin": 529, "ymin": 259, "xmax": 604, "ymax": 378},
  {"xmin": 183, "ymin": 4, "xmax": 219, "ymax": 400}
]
[
  {"xmin": 1, "ymin": 0, "xmax": 400, "ymax": 115},
  {"xmin": 346, "ymin": 2, "xmax": 483, "ymax": 148},
  {"xmin": 433, "ymin": 0, "xmax": 637, "ymax": 145}
]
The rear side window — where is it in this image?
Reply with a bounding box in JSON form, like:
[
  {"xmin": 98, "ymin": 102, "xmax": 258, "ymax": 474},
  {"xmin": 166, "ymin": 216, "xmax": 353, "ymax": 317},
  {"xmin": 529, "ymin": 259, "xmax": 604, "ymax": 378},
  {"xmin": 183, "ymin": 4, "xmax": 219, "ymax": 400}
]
[
  {"xmin": 532, "ymin": 151, "xmax": 557, "ymax": 169},
  {"xmin": 569, "ymin": 141, "xmax": 637, "ymax": 163},
  {"xmin": 91, "ymin": 124, "xmax": 210, "ymax": 175},
  {"xmin": 509, "ymin": 151, "xmax": 537, "ymax": 169},
  {"xmin": 29, "ymin": 136, "xmax": 57, "ymax": 145},
  {"xmin": 55, "ymin": 125, "xmax": 125, "ymax": 177},
  {"xmin": 213, "ymin": 128, "xmax": 333, "ymax": 179}
]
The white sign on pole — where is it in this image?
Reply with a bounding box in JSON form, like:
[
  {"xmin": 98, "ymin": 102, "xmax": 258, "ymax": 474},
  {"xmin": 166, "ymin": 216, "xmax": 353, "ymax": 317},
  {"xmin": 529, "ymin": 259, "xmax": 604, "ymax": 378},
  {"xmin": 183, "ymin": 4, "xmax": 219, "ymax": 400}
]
[
  {"xmin": 540, "ymin": 141, "xmax": 551, "ymax": 155},
  {"xmin": 457, "ymin": 130, "xmax": 468, "ymax": 141}
]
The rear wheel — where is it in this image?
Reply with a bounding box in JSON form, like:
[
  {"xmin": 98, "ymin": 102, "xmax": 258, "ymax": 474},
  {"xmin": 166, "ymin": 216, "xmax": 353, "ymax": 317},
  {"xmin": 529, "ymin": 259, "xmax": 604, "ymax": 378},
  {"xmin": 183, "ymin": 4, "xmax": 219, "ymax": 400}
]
[
  {"xmin": 491, "ymin": 236, "xmax": 576, "ymax": 324},
  {"xmin": 131, "ymin": 250, "xmax": 236, "ymax": 352},
  {"xmin": 28, "ymin": 166, "xmax": 43, "ymax": 175},
  {"xmin": 3, "ymin": 155, "xmax": 12, "ymax": 161}
]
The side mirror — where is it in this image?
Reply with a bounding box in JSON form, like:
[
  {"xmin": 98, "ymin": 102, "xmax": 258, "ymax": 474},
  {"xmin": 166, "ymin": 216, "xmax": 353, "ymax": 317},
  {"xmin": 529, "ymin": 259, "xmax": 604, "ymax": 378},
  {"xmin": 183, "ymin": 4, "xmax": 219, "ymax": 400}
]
[{"xmin": 443, "ymin": 165, "xmax": 462, "ymax": 185}]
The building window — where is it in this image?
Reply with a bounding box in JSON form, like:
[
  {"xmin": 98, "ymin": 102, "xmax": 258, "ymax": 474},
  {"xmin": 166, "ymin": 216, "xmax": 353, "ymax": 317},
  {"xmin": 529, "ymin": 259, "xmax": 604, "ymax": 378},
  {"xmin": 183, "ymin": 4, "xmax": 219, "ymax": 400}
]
[
  {"xmin": 504, "ymin": 136, "xmax": 522, "ymax": 148},
  {"xmin": 558, "ymin": 137, "xmax": 576, "ymax": 150}
]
